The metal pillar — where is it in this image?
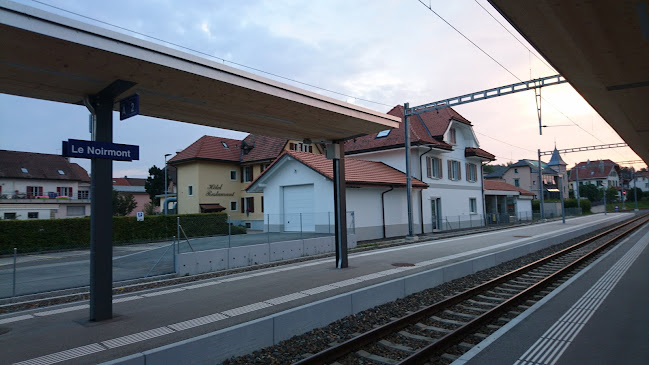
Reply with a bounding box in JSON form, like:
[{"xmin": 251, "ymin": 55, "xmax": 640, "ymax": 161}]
[
  {"xmin": 633, "ymin": 171, "xmax": 638, "ymax": 211},
  {"xmin": 575, "ymin": 166, "xmax": 580, "ymax": 209},
  {"xmin": 331, "ymin": 142, "xmax": 348, "ymax": 268},
  {"xmin": 404, "ymin": 103, "xmax": 414, "ymax": 238},
  {"xmin": 559, "ymin": 175, "xmax": 566, "ymax": 224},
  {"xmin": 86, "ymin": 80, "xmax": 135, "ymax": 321},
  {"xmin": 164, "ymin": 153, "xmax": 171, "ymax": 214},
  {"xmin": 538, "ymin": 149, "xmax": 545, "ymax": 220}
]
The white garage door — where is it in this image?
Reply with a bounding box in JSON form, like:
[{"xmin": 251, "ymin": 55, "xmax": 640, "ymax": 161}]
[{"xmin": 283, "ymin": 184, "xmax": 314, "ymax": 232}]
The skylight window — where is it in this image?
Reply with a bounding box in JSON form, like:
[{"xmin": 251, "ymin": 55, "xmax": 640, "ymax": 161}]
[
  {"xmin": 58, "ymin": 170, "xmax": 65, "ymax": 175},
  {"xmin": 21, "ymin": 167, "xmax": 28, "ymax": 173},
  {"xmin": 376, "ymin": 130, "xmax": 391, "ymax": 138},
  {"xmin": 221, "ymin": 142, "xmax": 229, "ymax": 149}
]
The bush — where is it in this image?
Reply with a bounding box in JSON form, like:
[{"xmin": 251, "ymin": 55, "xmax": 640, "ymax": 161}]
[{"xmin": 0, "ymin": 213, "xmax": 245, "ymax": 255}]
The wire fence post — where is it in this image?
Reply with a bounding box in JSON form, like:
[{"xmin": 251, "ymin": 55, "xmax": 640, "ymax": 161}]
[
  {"xmin": 13, "ymin": 247, "xmax": 17, "ymax": 297},
  {"xmin": 176, "ymin": 217, "xmax": 180, "ymax": 254},
  {"xmin": 172, "ymin": 235, "xmax": 176, "ymax": 273},
  {"xmin": 267, "ymin": 214, "xmax": 270, "ymax": 244},
  {"xmin": 228, "ymin": 215, "xmax": 231, "ymax": 248}
]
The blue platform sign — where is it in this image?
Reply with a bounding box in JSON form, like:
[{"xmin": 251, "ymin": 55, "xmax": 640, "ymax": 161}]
[
  {"xmin": 120, "ymin": 94, "xmax": 139, "ymax": 120},
  {"xmin": 62, "ymin": 139, "xmax": 139, "ymax": 161}
]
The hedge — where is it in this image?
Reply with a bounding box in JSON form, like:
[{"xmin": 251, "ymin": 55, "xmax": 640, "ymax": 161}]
[
  {"xmin": 532, "ymin": 199, "xmax": 591, "ymax": 214},
  {"xmin": 0, "ymin": 213, "xmax": 245, "ymax": 255}
]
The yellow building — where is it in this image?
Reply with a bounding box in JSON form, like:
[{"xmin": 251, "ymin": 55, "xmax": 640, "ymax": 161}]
[{"xmin": 168, "ymin": 134, "xmax": 323, "ymax": 229}]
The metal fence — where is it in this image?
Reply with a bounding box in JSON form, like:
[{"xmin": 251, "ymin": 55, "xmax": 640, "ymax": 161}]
[{"xmin": 177, "ymin": 212, "xmax": 355, "ymax": 254}]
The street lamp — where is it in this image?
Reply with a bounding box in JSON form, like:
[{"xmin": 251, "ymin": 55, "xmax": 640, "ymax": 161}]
[{"xmin": 164, "ymin": 153, "xmax": 171, "ymax": 215}]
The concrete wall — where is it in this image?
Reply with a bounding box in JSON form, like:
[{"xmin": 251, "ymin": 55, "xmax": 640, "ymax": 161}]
[{"xmin": 177, "ymin": 234, "xmax": 357, "ymax": 275}]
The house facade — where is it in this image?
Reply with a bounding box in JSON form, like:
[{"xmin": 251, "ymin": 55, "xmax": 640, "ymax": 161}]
[
  {"xmin": 486, "ymin": 148, "xmax": 568, "ymax": 200},
  {"xmin": 0, "ymin": 150, "xmax": 91, "ymax": 220},
  {"xmin": 112, "ymin": 177, "xmax": 150, "ymax": 216},
  {"xmin": 630, "ymin": 170, "xmax": 649, "ymax": 192},
  {"xmin": 168, "ymin": 134, "xmax": 324, "ymax": 229},
  {"xmin": 569, "ymin": 159, "xmax": 621, "ymax": 198},
  {"xmin": 483, "ymin": 179, "xmax": 534, "ymax": 222},
  {"xmin": 246, "ymin": 150, "xmax": 427, "ymax": 241},
  {"xmin": 344, "ymin": 105, "xmax": 495, "ymax": 233}
]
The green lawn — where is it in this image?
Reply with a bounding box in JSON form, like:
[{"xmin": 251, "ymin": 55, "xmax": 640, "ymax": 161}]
[{"xmin": 605, "ymin": 199, "xmax": 649, "ymax": 211}]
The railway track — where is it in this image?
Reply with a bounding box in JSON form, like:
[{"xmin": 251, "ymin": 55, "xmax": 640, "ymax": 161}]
[{"xmin": 296, "ymin": 214, "xmax": 649, "ymax": 365}]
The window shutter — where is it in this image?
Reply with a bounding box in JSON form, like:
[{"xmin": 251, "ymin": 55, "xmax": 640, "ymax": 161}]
[
  {"xmin": 241, "ymin": 198, "xmax": 244, "ymax": 213},
  {"xmin": 426, "ymin": 157, "xmax": 432, "ymax": 178},
  {"xmin": 466, "ymin": 163, "xmax": 469, "ymax": 181},
  {"xmin": 56, "ymin": 187, "xmax": 61, "ymax": 196},
  {"xmin": 309, "ymin": 145, "xmax": 313, "ymax": 153},
  {"xmin": 261, "ymin": 196, "xmax": 264, "ymax": 212},
  {"xmin": 240, "ymin": 167, "xmax": 244, "ymax": 182},
  {"xmin": 439, "ymin": 158, "xmax": 443, "ymax": 178},
  {"xmin": 69, "ymin": 187, "xmax": 73, "ymax": 197},
  {"xmin": 458, "ymin": 162, "xmax": 462, "ymax": 180},
  {"xmin": 447, "ymin": 160, "xmax": 452, "ymax": 180},
  {"xmin": 249, "ymin": 197, "xmax": 254, "ymax": 212},
  {"xmin": 250, "ymin": 167, "xmax": 254, "ymax": 182}
]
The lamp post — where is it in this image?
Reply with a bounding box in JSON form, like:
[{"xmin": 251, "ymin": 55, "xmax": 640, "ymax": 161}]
[{"xmin": 164, "ymin": 153, "xmax": 171, "ymax": 215}]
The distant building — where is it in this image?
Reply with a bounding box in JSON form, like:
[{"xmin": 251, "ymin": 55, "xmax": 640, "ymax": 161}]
[
  {"xmin": 485, "ymin": 147, "xmax": 568, "ymax": 200},
  {"xmin": 0, "ymin": 150, "xmax": 91, "ymax": 220},
  {"xmin": 569, "ymin": 159, "xmax": 621, "ymax": 197},
  {"xmin": 483, "ymin": 180, "xmax": 534, "ymax": 222},
  {"xmin": 629, "ymin": 170, "xmax": 649, "ymax": 192},
  {"xmin": 112, "ymin": 177, "xmax": 150, "ymax": 216}
]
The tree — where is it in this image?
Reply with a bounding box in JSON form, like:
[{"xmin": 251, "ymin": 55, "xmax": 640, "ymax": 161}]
[
  {"xmin": 579, "ymin": 184, "xmax": 602, "ymax": 202},
  {"xmin": 143, "ymin": 202, "xmax": 156, "ymax": 215},
  {"xmin": 483, "ymin": 163, "xmax": 511, "ymax": 175},
  {"xmin": 112, "ymin": 189, "xmax": 137, "ymax": 216},
  {"xmin": 145, "ymin": 165, "xmax": 167, "ymax": 205},
  {"xmin": 605, "ymin": 186, "xmax": 618, "ymax": 203}
]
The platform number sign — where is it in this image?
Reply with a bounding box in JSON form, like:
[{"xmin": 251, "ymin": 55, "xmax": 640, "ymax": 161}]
[{"xmin": 120, "ymin": 94, "xmax": 139, "ymax": 120}]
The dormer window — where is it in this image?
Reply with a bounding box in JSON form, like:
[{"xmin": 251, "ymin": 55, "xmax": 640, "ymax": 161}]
[
  {"xmin": 58, "ymin": 170, "xmax": 65, "ymax": 175},
  {"xmin": 449, "ymin": 128, "xmax": 457, "ymax": 144},
  {"xmin": 21, "ymin": 167, "xmax": 28, "ymax": 173},
  {"xmin": 376, "ymin": 130, "xmax": 391, "ymax": 138},
  {"xmin": 221, "ymin": 142, "xmax": 228, "ymax": 149}
]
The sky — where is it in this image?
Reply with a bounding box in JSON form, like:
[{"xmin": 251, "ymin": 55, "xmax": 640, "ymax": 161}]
[{"xmin": 0, "ymin": 0, "xmax": 645, "ymax": 178}]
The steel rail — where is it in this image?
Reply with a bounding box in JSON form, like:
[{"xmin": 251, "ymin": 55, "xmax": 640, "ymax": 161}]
[
  {"xmin": 295, "ymin": 214, "xmax": 648, "ymax": 365},
  {"xmin": 398, "ymin": 215, "xmax": 649, "ymax": 364}
]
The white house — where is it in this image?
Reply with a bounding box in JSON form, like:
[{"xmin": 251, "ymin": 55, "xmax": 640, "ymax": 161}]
[
  {"xmin": 628, "ymin": 170, "xmax": 649, "ymax": 193},
  {"xmin": 0, "ymin": 150, "xmax": 91, "ymax": 220},
  {"xmin": 246, "ymin": 150, "xmax": 427, "ymax": 241},
  {"xmin": 344, "ymin": 105, "xmax": 495, "ymax": 233}
]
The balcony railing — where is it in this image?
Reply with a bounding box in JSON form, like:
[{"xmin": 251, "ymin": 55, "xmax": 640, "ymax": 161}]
[{"xmin": 0, "ymin": 191, "xmax": 90, "ymax": 201}]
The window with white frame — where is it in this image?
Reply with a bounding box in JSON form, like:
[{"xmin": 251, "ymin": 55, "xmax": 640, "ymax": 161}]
[
  {"xmin": 57, "ymin": 186, "xmax": 72, "ymax": 197},
  {"xmin": 243, "ymin": 166, "xmax": 253, "ymax": 182},
  {"xmin": 230, "ymin": 170, "xmax": 237, "ymax": 181},
  {"xmin": 469, "ymin": 198, "xmax": 477, "ymax": 214},
  {"xmin": 466, "ymin": 163, "xmax": 478, "ymax": 182},
  {"xmin": 447, "ymin": 160, "xmax": 461, "ymax": 181},
  {"xmin": 426, "ymin": 156, "xmax": 443, "ymax": 179},
  {"xmin": 188, "ymin": 185, "xmax": 194, "ymax": 196},
  {"xmin": 449, "ymin": 128, "xmax": 457, "ymax": 144},
  {"xmin": 26, "ymin": 186, "xmax": 43, "ymax": 198}
]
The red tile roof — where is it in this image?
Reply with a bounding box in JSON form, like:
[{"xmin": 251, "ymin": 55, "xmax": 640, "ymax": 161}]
[
  {"xmin": 465, "ymin": 147, "xmax": 495, "ymax": 161},
  {"xmin": 248, "ymin": 150, "xmax": 427, "ymax": 190},
  {"xmin": 168, "ymin": 134, "xmax": 289, "ymax": 165},
  {"xmin": 484, "ymin": 180, "xmax": 534, "ymax": 196},
  {"xmin": 569, "ymin": 160, "xmax": 620, "ymax": 181},
  {"xmin": 112, "ymin": 177, "xmax": 146, "ymax": 186},
  {"xmin": 344, "ymin": 105, "xmax": 471, "ymax": 154},
  {"xmin": 0, "ymin": 150, "xmax": 90, "ymax": 182},
  {"xmin": 168, "ymin": 135, "xmax": 242, "ymax": 164},
  {"xmin": 241, "ymin": 134, "xmax": 288, "ymax": 163}
]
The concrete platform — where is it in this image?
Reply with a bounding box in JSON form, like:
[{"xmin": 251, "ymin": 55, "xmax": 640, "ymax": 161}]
[
  {"xmin": 458, "ymin": 217, "xmax": 649, "ymax": 365},
  {"xmin": 0, "ymin": 213, "xmax": 635, "ymax": 365}
]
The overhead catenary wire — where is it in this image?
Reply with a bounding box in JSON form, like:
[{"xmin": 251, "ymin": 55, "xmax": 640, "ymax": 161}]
[
  {"xmin": 30, "ymin": 0, "xmax": 393, "ymax": 108},
  {"xmin": 415, "ymin": 0, "xmax": 615, "ymax": 149}
]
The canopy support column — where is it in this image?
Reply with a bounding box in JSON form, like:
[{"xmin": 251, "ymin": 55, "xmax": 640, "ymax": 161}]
[
  {"xmin": 330, "ymin": 142, "xmax": 348, "ymax": 269},
  {"xmin": 85, "ymin": 80, "xmax": 135, "ymax": 321}
]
